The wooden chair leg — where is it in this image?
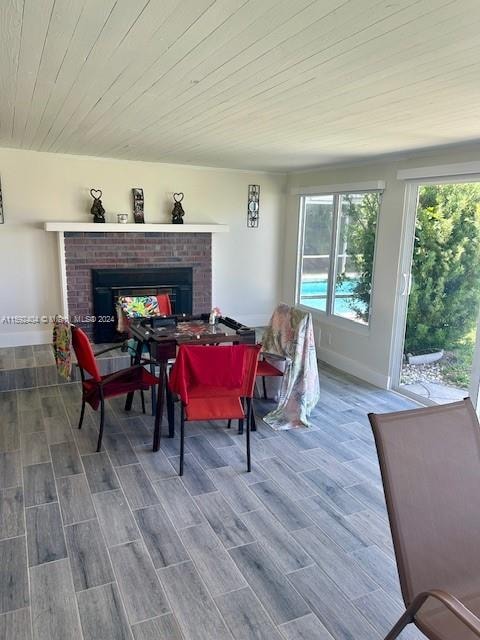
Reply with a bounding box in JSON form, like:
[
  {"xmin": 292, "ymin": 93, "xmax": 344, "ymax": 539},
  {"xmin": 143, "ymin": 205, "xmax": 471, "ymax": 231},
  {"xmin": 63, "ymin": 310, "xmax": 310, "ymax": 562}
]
[
  {"xmin": 238, "ymin": 418, "xmax": 243, "ymax": 435},
  {"xmin": 262, "ymin": 376, "xmax": 267, "ymax": 399},
  {"xmin": 246, "ymin": 399, "xmax": 251, "ymax": 472},
  {"xmin": 227, "ymin": 420, "xmax": 231, "ymax": 429},
  {"xmin": 78, "ymin": 399, "xmax": 86, "ymax": 430},
  {"xmin": 179, "ymin": 407, "xmax": 185, "ymax": 476},
  {"xmin": 96, "ymin": 396, "xmax": 105, "ymax": 452},
  {"xmin": 140, "ymin": 390, "xmax": 146, "ymax": 414}
]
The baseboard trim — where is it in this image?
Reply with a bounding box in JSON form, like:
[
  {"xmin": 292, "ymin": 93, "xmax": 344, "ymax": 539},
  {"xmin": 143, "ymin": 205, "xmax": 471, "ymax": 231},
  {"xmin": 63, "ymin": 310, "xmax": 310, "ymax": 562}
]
[
  {"xmin": 318, "ymin": 346, "xmax": 390, "ymax": 389},
  {"xmin": 0, "ymin": 328, "xmax": 52, "ymax": 348}
]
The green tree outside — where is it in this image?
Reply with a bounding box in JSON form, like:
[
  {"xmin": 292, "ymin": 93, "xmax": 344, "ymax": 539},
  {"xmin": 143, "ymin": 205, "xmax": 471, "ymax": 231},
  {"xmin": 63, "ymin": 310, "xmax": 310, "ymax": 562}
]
[
  {"xmin": 405, "ymin": 183, "xmax": 480, "ymax": 355},
  {"xmin": 337, "ymin": 192, "xmax": 380, "ymax": 323}
]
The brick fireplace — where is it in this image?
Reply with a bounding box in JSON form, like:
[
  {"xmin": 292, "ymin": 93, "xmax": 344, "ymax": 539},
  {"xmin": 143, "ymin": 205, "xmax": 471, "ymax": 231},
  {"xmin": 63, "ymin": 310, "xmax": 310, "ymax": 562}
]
[{"xmin": 64, "ymin": 231, "xmax": 212, "ymax": 340}]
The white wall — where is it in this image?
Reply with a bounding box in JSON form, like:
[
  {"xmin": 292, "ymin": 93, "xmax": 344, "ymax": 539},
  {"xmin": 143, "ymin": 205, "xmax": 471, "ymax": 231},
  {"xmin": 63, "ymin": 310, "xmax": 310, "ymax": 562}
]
[
  {"xmin": 0, "ymin": 147, "xmax": 286, "ymax": 346},
  {"xmin": 285, "ymin": 144, "xmax": 480, "ymax": 388}
]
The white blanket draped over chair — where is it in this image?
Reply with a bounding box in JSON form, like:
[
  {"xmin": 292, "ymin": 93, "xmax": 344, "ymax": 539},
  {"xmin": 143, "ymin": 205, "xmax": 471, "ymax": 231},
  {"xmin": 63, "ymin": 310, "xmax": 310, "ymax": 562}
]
[{"xmin": 261, "ymin": 303, "xmax": 320, "ymax": 430}]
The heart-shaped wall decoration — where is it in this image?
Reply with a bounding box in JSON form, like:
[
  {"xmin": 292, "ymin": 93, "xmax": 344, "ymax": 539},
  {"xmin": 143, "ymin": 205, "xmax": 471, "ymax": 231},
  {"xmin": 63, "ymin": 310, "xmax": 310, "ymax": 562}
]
[
  {"xmin": 173, "ymin": 192, "xmax": 184, "ymax": 203},
  {"xmin": 90, "ymin": 188, "xmax": 102, "ymax": 200}
]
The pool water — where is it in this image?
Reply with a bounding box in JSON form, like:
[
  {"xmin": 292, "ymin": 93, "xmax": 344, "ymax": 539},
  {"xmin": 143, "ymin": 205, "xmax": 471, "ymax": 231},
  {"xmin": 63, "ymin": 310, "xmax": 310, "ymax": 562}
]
[{"xmin": 300, "ymin": 279, "xmax": 366, "ymax": 315}]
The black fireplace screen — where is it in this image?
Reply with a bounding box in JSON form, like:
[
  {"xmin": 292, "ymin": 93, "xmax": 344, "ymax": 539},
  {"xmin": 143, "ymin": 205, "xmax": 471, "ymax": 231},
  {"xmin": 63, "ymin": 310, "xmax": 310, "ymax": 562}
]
[{"xmin": 92, "ymin": 267, "xmax": 193, "ymax": 343}]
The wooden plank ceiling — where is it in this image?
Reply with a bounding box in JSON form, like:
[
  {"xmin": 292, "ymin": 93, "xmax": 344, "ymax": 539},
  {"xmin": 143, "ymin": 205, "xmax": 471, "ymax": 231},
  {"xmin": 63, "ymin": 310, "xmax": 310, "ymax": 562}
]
[{"xmin": 1, "ymin": 0, "xmax": 480, "ymax": 171}]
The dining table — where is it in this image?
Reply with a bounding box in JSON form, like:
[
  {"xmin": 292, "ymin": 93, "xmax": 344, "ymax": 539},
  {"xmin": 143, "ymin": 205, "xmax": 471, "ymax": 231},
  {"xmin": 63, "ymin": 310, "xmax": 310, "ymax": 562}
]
[{"xmin": 126, "ymin": 313, "xmax": 256, "ymax": 450}]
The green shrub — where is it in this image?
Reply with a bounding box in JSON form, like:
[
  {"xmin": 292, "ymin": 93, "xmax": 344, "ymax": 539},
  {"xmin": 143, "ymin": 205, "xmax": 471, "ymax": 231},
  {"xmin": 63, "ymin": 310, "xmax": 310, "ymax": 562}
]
[
  {"xmin": 341, "ymin": 183, "xmax": 480, "ymax": 355},
  {"xmin": 404, "ymin": 183, "xmax": 480, "ymax": 354},
  {"xmin": 338, "ymin": 192, "xmax": 380, "ymax": 323}
]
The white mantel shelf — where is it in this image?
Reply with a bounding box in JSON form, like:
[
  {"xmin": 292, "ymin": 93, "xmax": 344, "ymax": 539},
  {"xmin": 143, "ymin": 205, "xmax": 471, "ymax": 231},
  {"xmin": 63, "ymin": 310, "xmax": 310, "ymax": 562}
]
[{"xmin": 44, "ymin": 222, "xmax": 229, "ymax": 233}]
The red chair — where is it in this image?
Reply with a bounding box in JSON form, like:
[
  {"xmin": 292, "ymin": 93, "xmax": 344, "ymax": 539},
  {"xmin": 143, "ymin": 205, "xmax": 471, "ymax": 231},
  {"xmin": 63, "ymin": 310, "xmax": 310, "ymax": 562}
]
[
  {"xmin": 168, "ymin": 344, "xmax": 261, "ymax": 475},
  {"xmin": 155, "ymin": 293, "xmax": 172, "ymax": 315},
  {"xmin": 256, "ymin": 356, "xmax": 285, "ymax": 399},
  {"xmin": 72, "ymin": 326, "xmax": 162, "ymax": 452}
]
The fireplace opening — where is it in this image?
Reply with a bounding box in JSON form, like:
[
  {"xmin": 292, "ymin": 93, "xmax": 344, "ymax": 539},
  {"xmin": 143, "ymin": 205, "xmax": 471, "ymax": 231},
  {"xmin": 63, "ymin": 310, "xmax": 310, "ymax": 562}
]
[{"xmin": 92, "ymin": 267, "xmax": 193, "ymax": 343}]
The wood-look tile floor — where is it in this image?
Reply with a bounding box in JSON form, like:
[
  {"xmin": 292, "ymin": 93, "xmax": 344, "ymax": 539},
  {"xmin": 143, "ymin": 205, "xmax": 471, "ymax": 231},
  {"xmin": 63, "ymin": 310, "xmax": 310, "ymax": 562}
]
[{"xmin": 0, "ymin": 364, "xmax": 426, "ymax": 640}]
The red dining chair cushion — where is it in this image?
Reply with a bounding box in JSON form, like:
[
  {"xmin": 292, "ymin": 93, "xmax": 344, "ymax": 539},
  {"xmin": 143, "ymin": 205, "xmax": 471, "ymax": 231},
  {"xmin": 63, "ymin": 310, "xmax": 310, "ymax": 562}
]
[
  {"xmin": 170, "ymin": 344, "xmax": 261, "ymax": 478},
  {"xmin": 71, "ymin": 327, "xmax": 102, "ymax": 381},
  {"xmin": 185, "ymin": 397, "xmax": 245, "ymax": 421},
  {"xmin": 184, "ymin": 343, "xmax": 262, "ymax": 399},
  {"xmin": 187, "ymin": 384, "xmax": 242, "ymax": 399},
  {"xmin": 256, "ymin": 359, "xmax": 283, "ymax": 377},
  {"xmin": 169, "ymin": 345, "xmax": 249, "ymax": 405}
]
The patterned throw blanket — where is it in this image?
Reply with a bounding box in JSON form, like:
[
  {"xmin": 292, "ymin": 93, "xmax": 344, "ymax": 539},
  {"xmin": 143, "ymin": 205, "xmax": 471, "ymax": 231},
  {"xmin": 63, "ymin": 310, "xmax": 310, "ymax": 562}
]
[
  {"xmin": 261, "ymin": 304, "xmax": 320, "ymax": 430},
  {"xmin": 52, "ymin": 316, "xmax": 72, "ymax": 380},
  {"xmin": 118, "ymin": 295, "xmax": 162, "ymax": 318},
  {"xmin": 117, "ymin": 295, "xmax": 172, "ymax": 333}
]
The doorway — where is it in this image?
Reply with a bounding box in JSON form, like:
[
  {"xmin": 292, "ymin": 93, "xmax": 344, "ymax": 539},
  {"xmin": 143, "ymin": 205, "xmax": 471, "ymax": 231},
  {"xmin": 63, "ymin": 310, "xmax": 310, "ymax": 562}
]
[{"xmin": 393, "ymin": 181, "xmax": 480, "ymax": 406}]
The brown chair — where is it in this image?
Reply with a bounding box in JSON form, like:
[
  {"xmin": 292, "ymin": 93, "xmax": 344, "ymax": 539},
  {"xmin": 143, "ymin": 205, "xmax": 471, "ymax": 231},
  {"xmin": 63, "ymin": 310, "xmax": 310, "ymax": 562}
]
[{"xmin": 368, "ymin": 398, "xmax": 480, "ymax": 640}]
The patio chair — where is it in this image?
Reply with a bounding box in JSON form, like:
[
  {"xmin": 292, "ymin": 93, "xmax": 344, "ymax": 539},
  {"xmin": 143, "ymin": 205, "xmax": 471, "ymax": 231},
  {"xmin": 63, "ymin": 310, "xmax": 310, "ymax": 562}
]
[
  {"xmin": 72, "ymin": 326, "xmax": 162, "ymax": 452},
  {"xmin": 368, "ymin": 398, "xmax": 480, "ymax": 640},
  {"xmin": 169, "ymin": 344, "xmax": 261, "ymax": 475}
]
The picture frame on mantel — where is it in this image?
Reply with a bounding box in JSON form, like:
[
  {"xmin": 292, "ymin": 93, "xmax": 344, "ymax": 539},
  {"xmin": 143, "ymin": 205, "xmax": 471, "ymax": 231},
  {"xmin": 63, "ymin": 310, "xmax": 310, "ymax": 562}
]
[
  {"xmin": 132, "ymin": 187, "xmax": 145, "ymax": 223},
  {"xmin": 0, "ymin": 176, "xmax": 4, "ymax": 224}
]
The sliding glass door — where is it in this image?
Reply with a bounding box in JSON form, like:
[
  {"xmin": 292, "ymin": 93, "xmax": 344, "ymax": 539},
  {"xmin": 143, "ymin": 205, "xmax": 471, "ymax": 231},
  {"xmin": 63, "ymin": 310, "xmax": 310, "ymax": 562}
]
[{"xmin": 393, "ymin": 181, "xmax": 480, "ymax": 406}]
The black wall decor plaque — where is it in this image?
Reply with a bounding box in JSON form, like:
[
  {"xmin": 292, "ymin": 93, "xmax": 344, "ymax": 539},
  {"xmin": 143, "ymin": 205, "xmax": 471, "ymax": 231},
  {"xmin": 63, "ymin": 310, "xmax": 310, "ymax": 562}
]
[
  {"xmin": 247, "ymin": 184, "xmax": 260, "ymax": 228},
  {"xmin": 132, "ymin": 188, "xmax": 145, "ymax": 223}
]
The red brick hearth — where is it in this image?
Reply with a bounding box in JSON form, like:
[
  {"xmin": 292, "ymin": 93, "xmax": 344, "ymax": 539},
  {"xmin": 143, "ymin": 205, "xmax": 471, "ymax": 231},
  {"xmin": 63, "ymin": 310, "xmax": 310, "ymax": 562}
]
[{"xmin": 64, "ymin": 231, "xmax": 211, "ymax": 333}]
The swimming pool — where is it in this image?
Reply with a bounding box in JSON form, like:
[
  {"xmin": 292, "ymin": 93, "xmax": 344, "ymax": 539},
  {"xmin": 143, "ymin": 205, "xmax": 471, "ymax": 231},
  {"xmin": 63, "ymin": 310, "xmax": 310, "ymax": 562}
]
[{"xmin": 300, "ymin": 279, "xmax": 366, "ymax": 315}]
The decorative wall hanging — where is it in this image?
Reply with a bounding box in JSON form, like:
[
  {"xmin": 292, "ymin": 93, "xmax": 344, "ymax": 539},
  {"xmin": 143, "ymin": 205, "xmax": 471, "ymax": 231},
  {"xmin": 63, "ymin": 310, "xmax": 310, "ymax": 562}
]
[
  {"xmin": 90, "ymin": 189, "xmax": 105, "ymax": 223},
  {"xmin": 0, "ymin": 176, "xmax": 4, "ymax": 224},
  {"xmin": 247, "ymin": 184, "xmax": 260, "ymax": 228},
  {"xmin": 132, "ymin": 188, "xmax": 145, "ymax": 223},
  {"xmin": 171, "ymin": 192, "xmax": 185, "ymax": 224}
]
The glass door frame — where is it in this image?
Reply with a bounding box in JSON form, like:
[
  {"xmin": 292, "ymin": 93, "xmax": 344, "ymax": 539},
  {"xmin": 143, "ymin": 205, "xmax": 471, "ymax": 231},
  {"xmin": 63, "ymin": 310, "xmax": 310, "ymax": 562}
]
[{"xmin": 390, "ymin": 176, "xmax": 480, "ymax": 411}]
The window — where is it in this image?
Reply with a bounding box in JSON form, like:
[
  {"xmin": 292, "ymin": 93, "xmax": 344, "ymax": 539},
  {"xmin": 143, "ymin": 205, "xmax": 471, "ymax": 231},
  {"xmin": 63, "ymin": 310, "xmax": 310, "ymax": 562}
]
[{"xmin": 297, "ymin": 190, "xmax": 381, "ymax": 326}]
